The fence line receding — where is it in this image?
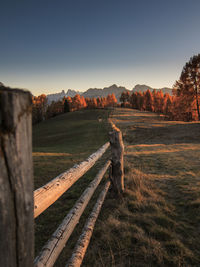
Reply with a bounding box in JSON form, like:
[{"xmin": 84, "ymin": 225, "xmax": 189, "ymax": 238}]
[{"xmin": 0, "ymin": 87, "xmax": 124, "ymax": 267}]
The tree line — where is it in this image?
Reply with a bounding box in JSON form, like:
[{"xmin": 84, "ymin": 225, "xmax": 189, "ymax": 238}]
[
  {"xmin": 120, "ymin": 54, "xmax": 200, "ymax": 122},
  {"xmin": 32, "ymin": 54, "xmax": 200, "ymax": 124},
  {"xmin": 32, "ymin": 93, "xmax": 118, "ymax": 124},
  {"xmin": 120, "ymin": 90, "xmax": 174, "ymax": 118}
]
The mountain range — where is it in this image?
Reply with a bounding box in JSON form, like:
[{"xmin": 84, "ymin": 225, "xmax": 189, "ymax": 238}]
[
  {"xmin": 133, "ymin": 84, "xmax": 172, "ymax": 95},
  {"xmin": 46, "ymin": 84, "xmax": 172, "ymax": 104},
  {"xmin": 0, "ymin": 82, "xmax": 172, "ymax": 103}
]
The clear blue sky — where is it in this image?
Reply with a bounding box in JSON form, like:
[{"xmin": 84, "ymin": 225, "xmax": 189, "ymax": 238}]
[{"xmin": 1, "ymin": 0, "xmax": 200, "ymax": 95}]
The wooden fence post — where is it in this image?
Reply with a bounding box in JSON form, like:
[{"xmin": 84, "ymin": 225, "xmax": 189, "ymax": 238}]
[
  {"xmin": 109, "ymin": 120, "xmax": 124, "ymax": 194},
  {"xmin": 0, "ymin": 87, "xmax": 34, "ymax": 267}
]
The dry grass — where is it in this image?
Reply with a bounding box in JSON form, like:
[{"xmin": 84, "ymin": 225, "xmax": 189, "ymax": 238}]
[{"xmin": 82, "ymin": 108, "xmax": 200, "ymax": 267}]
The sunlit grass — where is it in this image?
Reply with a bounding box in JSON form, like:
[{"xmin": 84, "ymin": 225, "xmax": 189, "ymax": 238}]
[
  {"xmin": 33, "ymin": 108, "xmax": 200, "ymax": 266},
  {"xmin": 82, "ymin": 108, "xmax": 200, "ymax": 266},
  {"xmin": 33, "ymin": 152, "xmax": 72, "ymax": 156}
]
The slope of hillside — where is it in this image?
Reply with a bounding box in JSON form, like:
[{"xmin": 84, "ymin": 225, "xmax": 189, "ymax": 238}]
[{"xmin": 83, "ymin": 108, "xmax": 200, "ymax": 266}]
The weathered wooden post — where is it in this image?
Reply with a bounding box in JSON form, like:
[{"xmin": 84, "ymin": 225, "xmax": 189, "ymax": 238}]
[
  {"xmin": 0, "ymin": 86, "xmax": 34, "ymax": 267},
  {"xmin": 109, "ymin": 119, "xmax": 124, "ymax": 194}
]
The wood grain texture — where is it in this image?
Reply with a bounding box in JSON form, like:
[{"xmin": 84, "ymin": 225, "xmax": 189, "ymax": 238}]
[
  {"xmin": 0, "ymin": 87, "xmax": 34, "ymax": 267},
  {"xmin": 66, "ymin": 180, "xmax": 111, "ymax": 267},
  {"xmin": 34, "ymin": 160, "xmax": 111, "ymax": 267},
  {"xmin": 34, "ymin": 142, "xmax": 110, "ymax": 218},
  {"xmin": 109, "ymin": 120, "xmax": 124, "ymax": 194}
]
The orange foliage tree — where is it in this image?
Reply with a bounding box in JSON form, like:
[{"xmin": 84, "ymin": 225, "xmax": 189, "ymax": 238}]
[
  {"xmin": 32, "ymin": 94, "xmax": 47, "ymax": 124},
  {"xmin": 120, "ymin": 91, "xmax": 130, "ymax": 106},
  {"xmin": 172, "ymin": 54, "xmax": 200, "ymax": 121},
  {"xmin": 32, "ymin": 92, "xmax": 119, "ymax": 124},
  {"xmin": 120, "ymin": 89, "xmax": 173, "ymax": 118},
  {"xmin": 163, "ymin": 93, "xmax": 173, "ymax": 116},
  {"xmin": 144, "ymin": 89, "xmax": 154, "ymax": 112},
  {"xmin": 107, "ymin": 93, "xmax": 117, "ymax": 107}
]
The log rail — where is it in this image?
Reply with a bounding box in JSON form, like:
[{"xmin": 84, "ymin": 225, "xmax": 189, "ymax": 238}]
[
  {"xmin": 34, "ymin": 142, "xmax": 110, "ymax": 218},
  {"xmin": 34, "ymin": 160, "xmax": 111, "ymax": 267},
  {"xmin": 0, "ymin": 87, "xmax": 124, "ymax": 267},
  {"xmin": 66, "ymin": 180, "xmax": 111, "ymax": 267}
]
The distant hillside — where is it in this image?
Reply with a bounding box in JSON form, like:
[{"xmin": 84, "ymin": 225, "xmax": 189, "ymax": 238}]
[
  {"xmin": 47, "ymin": 90, "xmax": 66, "ymax": 104},
  {"xmin": 133, "ymin": 84, "xmax": 172, "ymax": 95},
  {"xmin": 46, "ymin": 84, "xmax": 130, "ymax": 103},
  {"xmin": 66, "ymin": 89, "xmax": 80, "ymax": 97},
  {"xmin": 82, "ymin": 84, "xmax": 130, "ymax": 101},
  {"xmin": 46, "ymin": 84, "xmax": 172, "ymax": 104},
  {"xmin": 47, "ymin": 89, "xmax": 81, "ymax": 104}
]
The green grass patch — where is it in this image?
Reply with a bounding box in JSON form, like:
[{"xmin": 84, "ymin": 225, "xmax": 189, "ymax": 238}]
[
  {"xmin": 33, "ymin": 109, "xmax": 111, "ymax": 266},
  {"xmin": 34, "ymin": 108, "xmax": 200, "ymax": 266}
]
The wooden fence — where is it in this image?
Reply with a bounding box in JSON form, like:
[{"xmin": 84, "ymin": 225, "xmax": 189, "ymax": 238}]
[{"xmin": 0, "ymin": 87, "xmax": 124, "ymax": 267}]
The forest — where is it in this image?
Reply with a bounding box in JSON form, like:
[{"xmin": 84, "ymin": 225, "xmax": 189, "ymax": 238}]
[
  {"xmin": 32, "ymin": 93, "xmax": 118, "ymax": 124},
  {"xmin": 32, "ymin": 54, "xmax": 200, "ymax": 124}
]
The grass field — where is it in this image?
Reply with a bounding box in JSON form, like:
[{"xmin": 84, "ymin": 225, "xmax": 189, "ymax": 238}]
[
  {"xmin": 33, "ymin": 109, "xmax": 111, "ymax": 266},
  {"xmin": 83, "ymin": 108, "xmax": 200, "ymax": 267},
  {"xmin": 34, "ymin": 108, "xmax": 200, "ymax": 267}
]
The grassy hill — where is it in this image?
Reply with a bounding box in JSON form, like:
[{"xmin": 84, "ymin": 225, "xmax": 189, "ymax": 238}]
[
  {"xmin": 33, "ymin": 108, "xmax": 200, "ymax": 266},
  {"xmin": 84, "ymin": 108, "xmax": 200, "ymax": 266},
  {"xmin": 33, "ymin": 109, "xmax": 111, "ymax": 266}
]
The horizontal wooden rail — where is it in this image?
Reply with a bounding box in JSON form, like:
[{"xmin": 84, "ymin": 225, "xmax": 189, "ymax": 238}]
[
  {"xmin": 66, "ymin": 180, "xmax": 111, "ymax": 267},
  {"xmin": 34, "ymin": 160, "xmax": 111, "ymax": 267},
  {"xmin": 34, "ymin": 142, "xmax": 110, "ymax": 218}
]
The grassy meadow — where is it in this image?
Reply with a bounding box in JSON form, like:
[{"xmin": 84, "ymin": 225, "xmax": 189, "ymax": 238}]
[
  {"xmin": 33, "ymin": 109, "xmax": 111, "ymax": 266},
  {"xmin": 33, "ymin": 108, "xmax": 200, "ymax": 267},
  {"xmin": 83, "ymin": 108, "xmax": 200, "ymax": 267}
]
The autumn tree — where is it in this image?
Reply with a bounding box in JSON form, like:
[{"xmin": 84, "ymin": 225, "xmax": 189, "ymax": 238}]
[
  {"xmin": 64, "ymin": 99, "xmax": 70, "ymax": 112},
  {"xmin": 85, "ymin": 97, "xmax": 90, "ymax": 107},
  {"xmin": 163, "ymin": 93, "xmax": 172, "ymax": 116},
  {"xmin": 129, "ymin": 92, "xmax": 135, "ymax": 108},
  {"xmin": 173, "ymin": 54, "xmax": 200, "ymax": 120},
  {"xmin": 120, "ymin": 92, "xmax": 126, "ymax": 104},
  {"xmin": 144, "ymin": 89, "xmax": 154, "ymax": 111},
  {"xmin": 120, "ymin": 91, "xmax": 130, "ymax": 105},
  {"xmin": 91, "ymin": 98, "xmax": 98, "ymax": 108},
  {"xmin": 50, "ymin": 100, "xmax": 64, "ymax": 116},
  {"xmin": 152, "ymin": 90, "xmax": 164, "ymax": 113},
  {"xmin": 101, "ymin": 97, "xmax": 107, "ymax": 108},
  {"xmin": 85, "ymin": 97, "xmax": 97, "ymax": 109},
  {"xmin": 80, "ymin": 96, "xmax": 87, "ymax": 108},
  {"xmin": 137, "ymin": 92, "xmax": 145, "ymax": 110},
  {"xmin": 71, "ymin": 94, "xmax": 82, "ymax": 110},
  {"xmin": 32, "ymin": 94, "xmax": 47, "ymax": 124},
  {"xmin": 108, "ymin": 93, "xmax": 117, "ymax": 106},
  {"xmin": 96, "ymin": 97, "xmax": 101, "ymax": 108},
  {"xmin": 157, "ymin": 90, "xmax": 164, "ymax": 113}
]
